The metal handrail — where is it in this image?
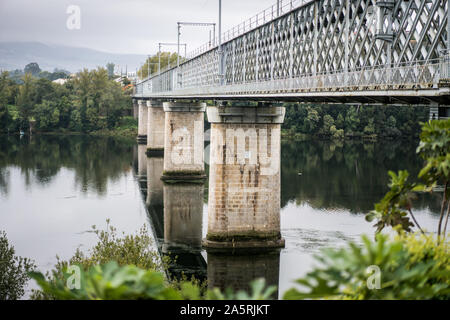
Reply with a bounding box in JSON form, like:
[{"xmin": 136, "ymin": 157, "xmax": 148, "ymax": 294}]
[{"xmin": 135, "ymin": 59, "xmax": 442, "ymax": 95}]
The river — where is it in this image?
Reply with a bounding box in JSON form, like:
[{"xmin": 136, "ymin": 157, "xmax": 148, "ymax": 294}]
[{"xmin": 0, "ymin": 134, "xmax": 441, "ymax": 299}]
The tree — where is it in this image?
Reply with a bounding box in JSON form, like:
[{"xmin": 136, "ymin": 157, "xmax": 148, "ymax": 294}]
[
  {"xmin": 16, "ymin": 73, "xmax": 35, "ymax": 129},
  {"xmin": 363, "ymin": 118, "xmax": 375, "ymax": 136},
  {"xmin": 24, "ymin": 62, "xmax": 41, "ymax": 76},
  {"xmin": 106, "ymin": 63, "xmax": 115, "ymax": 79},
  {"xmin": 303, "ymin": 107, "xmax": 320, "ymax": 133},
  {"xmin": 335, "ymin": 113, "xmax": 345, "ymax": 130},
  {"xmin": 73, "ymin": 69, "xmax": 91, "ymax": 131},
  {"xmin": 0, "ymin": 231, "xmax": 36, "ymax": 300},
  {"xmin": 138, "ymin": 52, "xmax": 182, "ymax": 79},
  {"xmin": 321, "ymin": 114, "xmax": 335, "ymax": 136},
  {"xmin": 366, "ymin": 120, "xmax": 450, "ymax": 239},
  {"xmin": 0, "ymin": 72, "xmax": 12, "ymax": 131},
  {"xmin": 344, "ymin": 106, "xmax": 360, "ymax": 133}
]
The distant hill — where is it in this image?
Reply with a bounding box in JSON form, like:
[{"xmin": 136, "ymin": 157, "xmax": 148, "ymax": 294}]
[{"xmin": 0, "ymin": 42, "xmax": 147, "ymax": 73}]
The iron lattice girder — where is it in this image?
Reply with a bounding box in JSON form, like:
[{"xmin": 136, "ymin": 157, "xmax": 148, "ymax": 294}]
[{"xmin": 137, "ymin": 0, "xmax": 449, "ymax": 100}]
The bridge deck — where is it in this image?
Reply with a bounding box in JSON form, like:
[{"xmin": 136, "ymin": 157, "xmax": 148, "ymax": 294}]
[{"xmin": 134, "ymin": 0, "xmax": 450, "ymax": 105}]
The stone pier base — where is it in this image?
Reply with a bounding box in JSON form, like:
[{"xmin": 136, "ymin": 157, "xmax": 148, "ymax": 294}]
[
  {"xmin": 147, "ymin": 100, "xmax": 165, "ymax": 157},
  {"xmin": 161, "ymin": 102, "xmax": 206, "ymax": 183},
  {"xmin": 133, "ymin": 100, "xmax": 138, "ymax": 120},
  {"xmin": 137, "ymin": 100, "xmax": 148, "ymax": 144},
  {"xmin": 203, "ymin": 103, "xmax": 286, "ymax": 249}
]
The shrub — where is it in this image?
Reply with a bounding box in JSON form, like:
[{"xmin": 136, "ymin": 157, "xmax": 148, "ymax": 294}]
[
  {"xmin": 0, "ymin": 231, "xmax": 36, "ymax": 300},
  {"xmin": 30, "ymin": 261, "xmax": 276, "ymax": 300},
  {"xmin": 283, "ymin": 232, "xmax": 450, "ymax": 300},
  {"xmin": 30, "ymin": 220, "xmax": 165, "ymax": 299}
]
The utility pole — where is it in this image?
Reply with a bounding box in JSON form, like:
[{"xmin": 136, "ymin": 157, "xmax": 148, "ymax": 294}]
[
  {"xmin": 158, "ymin": 43, "xmax": 162, "ymax": 76},
  {"xmin": 177, "ymin": 22, "xmax": 216, "ymax": 86}
]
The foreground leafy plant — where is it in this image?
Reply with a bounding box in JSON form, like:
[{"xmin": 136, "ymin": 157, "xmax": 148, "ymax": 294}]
[
  {"xmin": 283, "ymin": 232, "xmax": 450, "ymax": 300},
  {"xmin": 366, "ymin": 119, "xmax": 450, "ymax": 237},
  {"xmin": 31, "ymin": 220, "xmax": 167, "ymax": 299},
  {"xmin": 0, "ymin": 231, "xmax": 36, "ymax": 300},
  {"xmin": 30, "ymin": 261, "xmax": 275, "ymax": 300}
]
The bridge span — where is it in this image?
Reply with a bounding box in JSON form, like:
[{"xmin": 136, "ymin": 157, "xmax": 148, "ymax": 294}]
[
  {"xmin": 135, "ymin": 0, "xmax": 450, "ymax": 104},
  {"xmin": 132, "ymin": 0, "xmax": 450, "ymax": 253}
]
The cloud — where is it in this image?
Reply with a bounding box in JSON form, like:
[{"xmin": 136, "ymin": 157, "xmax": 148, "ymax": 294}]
[{"xmin": 0, "ymin": 0, "xmax": 276, "ymax": 54}]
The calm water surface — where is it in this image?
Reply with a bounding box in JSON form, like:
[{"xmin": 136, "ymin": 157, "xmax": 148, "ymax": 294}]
[{"xmin": 0, "ymin": 134, "xmax": 441, "ymax": 298}]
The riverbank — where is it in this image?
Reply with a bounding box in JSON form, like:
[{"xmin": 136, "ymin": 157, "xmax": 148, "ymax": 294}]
[{"xmin": 280, "ymin": 129, "xmax": 420, "ymax": 141}]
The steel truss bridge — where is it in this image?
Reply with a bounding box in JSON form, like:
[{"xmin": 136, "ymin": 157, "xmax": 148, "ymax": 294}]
[{"xmin": 135, "ymin": 0, "xmax": 450, "ymax": 105}]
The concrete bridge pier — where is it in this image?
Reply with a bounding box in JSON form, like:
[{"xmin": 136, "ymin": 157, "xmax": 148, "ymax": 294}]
[
  {"xmin": 137, "ymin": 100, "xmax": 148, "ymax": 144},
  {"xmin": 147, "ymin": 100, "xmax": 165, "ymax": 157},
  {"xmin": 132, "ymin": 99, "xmax": 138, "ymax": 120},
  {"xmin": 203, "ymin": 102, "xmax": 286, "ymax": 250},
  {"xmin": 161, "ymin": 101, "xmax": 206, "ymax": 182}
]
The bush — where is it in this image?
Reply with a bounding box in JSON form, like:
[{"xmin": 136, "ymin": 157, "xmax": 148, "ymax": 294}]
[
  {"xmin": 30, "ymin": 261, "xmax": 276, "ymax": 300},
  {"xmin": 0, "ymin": 231, "xmax": 36, "ymax": 300},
  {"xmin": 283, "ymin": 232, "xmax": 450, "ymax": 300},
  {"xmin": 30, "ymin": 220, "xmax": 165, "ymax": 299}
]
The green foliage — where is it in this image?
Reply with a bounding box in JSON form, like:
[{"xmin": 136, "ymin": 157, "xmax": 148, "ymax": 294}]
[
  {"xmin": 24, "ymin": 62, "xmax": 41, "ymax": 76},
  {"xmin": 31, "ymin": 220, "xmax": 165, "ymax": 300},
  {"xmin": 138, "ymin": 52, "xmax": 183, "ymax": 79},
  {"xmin": 106, "ymin": 63, "xmax": 115, "ymax": 78},
  {"xmin": 0, "ymin": 65, "xmax": 132, "ymax": 134},
  {"xmin": 367, "ymin": 120, "xmax": 450, "ymax": 236},
  {"xmin": 416, "ymin": 120, "xmax": 450, "ymax": 185},
  {"xmin": 0, "ymin": 72, "xmax": 12, "ymax": 131},
  {"xmin": 0, "ymin": 231, "xmax": 36, "ymax": 300},
  {"xmin": 30, "ymin": 261, "xmax": 276, "ymax": 300},
  {"xmin": 366, "ymin": 170, "xmax": 417, "ymax": 233},
  {"xmin": 282, "ymin": 103, "xmax": 427, "ymax": 139},
  {"xmin": 28, "ymin": 219, "xmax": 276, "ymax": 301},
  {"xmin": 283, "ymin": 233, "xmax": 450, "ymax": 300},
  {"xmin": 31, "ymin": 262, "xmax": 187, "ymax": 300},
  {"xmin": 16, "ymin": 73, "xmax": 35, "ymax": 128},
  {"xmin": 207, "ymin": 279, "xmax": 277, "ymax": 300}
]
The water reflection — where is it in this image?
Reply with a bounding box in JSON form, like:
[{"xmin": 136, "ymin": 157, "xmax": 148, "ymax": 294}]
[
  {"xmin": 206, "ymin": 250, "xmax": 280, "ymax": 299},
  {"xmin": 0, "ymin": 134, "xmax": 135, "ymax": 197},
  {"xmin": 281, "ymin": 139, "xmax": 442, "ymax": 214},
  {"xmin": 141, "ymin": 153, "xmax": 207, "ymax": 282}
]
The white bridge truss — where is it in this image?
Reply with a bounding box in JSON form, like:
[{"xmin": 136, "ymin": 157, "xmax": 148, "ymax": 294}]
[{"xmin": 135, "ymin": 0, "xmax": 450, "ymax": 104}]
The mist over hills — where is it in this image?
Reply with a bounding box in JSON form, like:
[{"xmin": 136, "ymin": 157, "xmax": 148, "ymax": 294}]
[{"xmin": 0, "ymin": 42, "xmax": 147, "ymax": 73}]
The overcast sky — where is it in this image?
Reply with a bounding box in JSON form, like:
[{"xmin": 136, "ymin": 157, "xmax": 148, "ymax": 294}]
[{"xmin": 0, "ymin": 0, "xmax": 277, "ymax": 55}]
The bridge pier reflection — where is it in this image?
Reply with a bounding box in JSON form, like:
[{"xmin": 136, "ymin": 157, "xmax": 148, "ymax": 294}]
[
  {"xmin": 139, "ymin": 148, "xmax": 207, "ymax": 282},
  {"xmin": 162, "ymin": 182, "xmax": 206, "ymax": 281},
  {"xmin": 137, "ymin": 144, "xmax": 148, "ymax": 191},
  {"xmin": 206, "ymin": 249, "xmax": 281, "ymax": 299}
]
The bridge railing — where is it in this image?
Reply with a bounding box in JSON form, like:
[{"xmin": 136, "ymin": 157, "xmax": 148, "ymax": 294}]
[
  {"xmin": 135, "ymin": 0, "xmax": 448, "ymax": 97},
  {"xmin": 186, "ymin": 0, "xmax": 312, "ymax": 60},
  {"xmin": 135, "ymin": 59, "xmax": 442, "ymax": 97},
  {"xmin": 440, "ymin": 50, "xmax": 450, "ymax": 80}
]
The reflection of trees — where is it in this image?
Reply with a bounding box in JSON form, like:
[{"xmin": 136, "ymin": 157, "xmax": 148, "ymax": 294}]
[
  {"xmin": 0, "ymin": 168, "xmax": 9, "ymax": 196},
  {"xmin": 0, "ymin": 135, "xmax": 134, "ymax": 196},
  {"xmin": 281, "ymin": 140, "xmax": 441, "ymax": 214}
]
